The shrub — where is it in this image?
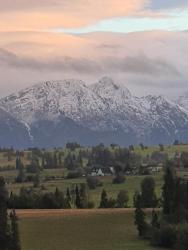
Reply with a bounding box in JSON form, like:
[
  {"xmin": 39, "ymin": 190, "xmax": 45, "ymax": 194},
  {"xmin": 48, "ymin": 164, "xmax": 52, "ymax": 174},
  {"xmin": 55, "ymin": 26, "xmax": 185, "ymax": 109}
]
[
  {"xmin": 67, "ymin": 171, "xmax": 82, "ymax": 179},
  {"xmin": 86, "ymin": 176, "xmax": 102, "ymax": 189},
  {"xmin": 151, "ymin": 225, "xmax": 177, "ymax": 248},
  {"xmin": 113, "ymin": 172, "xmax": 125, "ymax": 184},
  {"xmin": 116, "ymin": 190, "xmax": 129, "ymax": 208},
  {"xmin": 87, "ymin": 201, "xmax": 95, "ymax": 209},
  {"xmin": 107, "ymin": 198, "xmax": 116, "ymax": 208},
  {"xmin": 175, "ymin": 224, "xmax": 188, "ymax": 250}
]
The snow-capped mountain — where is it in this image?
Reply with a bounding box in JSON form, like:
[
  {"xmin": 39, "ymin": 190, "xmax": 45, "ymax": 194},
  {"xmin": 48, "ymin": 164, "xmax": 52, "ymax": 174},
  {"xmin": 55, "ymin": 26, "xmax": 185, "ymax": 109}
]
[
  {"xmin": 0, "ymin": 77, "xmax": 188, "ymax": 148},
  {"xmin": 0, "ymin": 107, "xmax": 30, "ymax": 148},
  {"xmin": 177, "ymin": 92, "xmax": 188, "ymax": 111}
]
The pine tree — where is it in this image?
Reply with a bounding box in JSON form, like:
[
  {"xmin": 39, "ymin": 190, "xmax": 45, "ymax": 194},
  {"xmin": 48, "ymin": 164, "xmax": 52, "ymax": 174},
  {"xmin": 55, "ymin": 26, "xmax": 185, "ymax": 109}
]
[
  {"xmin": 151, "ymin": 210, "xmax": 160, "ymax": 228},
  {"xmin": 53, "ymin": 152, "xmax": 58, "ymax": 168},
  {"xmin": 0, "ymin": 177, "xmax": 9, "ymax": 250},
  {"xmin": 75, "ymin": 185, "xmax": 81, "ymax": 208},
  {"xmin": 33, "ymin": 172, "xmax": 40, "ymax": 188},
  {"xmin": 9, "ymin": 210, "xmax": 21, "ymax": 250},
  {"xmin": 16, "ymin": 159, "xmax": 25, "ymax": 183},
  {"xmin": 134, "ymin": 192, "xmax": 147, "ymax": 237},
  {"xmin": 80, "ymin": 184, "xmax": 88, "ymax": 208},
  {"xmin": 54, "ymin": 188, "xmax": 65, "ymax": 208},
  {"xmin": 162, "ymin": 166, "xmax": 175, "ymax": 215},
  {"xmin": 99, "ymin": 189, "xmax": 108, "ymax": 208},
  {"xmin": 65, "ymin": 188, "xmax": 71, "ymax": 208},
  {"xmin": 16, "ymin": 157, "xmax": 21, "ymax": 170},
  {"xmin": 141, "ymin": 177, "xmax": 158, "ymax": 208}
]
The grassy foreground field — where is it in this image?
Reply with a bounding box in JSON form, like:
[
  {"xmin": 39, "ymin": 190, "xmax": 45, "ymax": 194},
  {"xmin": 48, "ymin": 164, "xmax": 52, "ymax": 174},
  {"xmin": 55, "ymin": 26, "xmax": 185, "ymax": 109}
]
[{"xmin": 18, "ymin": 209, "xmax": 161, "ymax": 250}]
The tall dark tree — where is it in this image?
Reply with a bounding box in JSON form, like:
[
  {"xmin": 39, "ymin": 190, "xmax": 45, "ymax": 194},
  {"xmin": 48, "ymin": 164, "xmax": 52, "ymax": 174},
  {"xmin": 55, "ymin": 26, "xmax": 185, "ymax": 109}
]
[
  {"xmin": 141, "ymin": 177, "xmax": 158, "ymax": 208},
  {"xmin": 162, "ymin": 166, "xmax": 175, "ymax": 215},
  {"xmin": 16, "ymin": 159, "xmax": 25, "ymax": 183},
  {"xmin": 134, "ymin": 192, "xmax": 147, "ymax": 237},
  {"xmin": 75, "ymin": 185, "xmax": 81, "ymax": 208},
  {"xmin": 0, "ymin": 177, "xmax": 9, "ymax": 250},
  {"xmin": 151, "ymin": 210, "xmax": 160, "ymax": 229},
  {"xmin": 54, "ymin": 188, "xmax": 65, "ymax": 208},
  {"xmin": 79, "ymin": 184, "xmax": 88, "ymax": 208},
  {"xmin": 9, "ymin": 210, "xmax": 21, "ymax": 250},
  {"xmin": 53, "ymin": 152, "xmax": 58, "ymax": 168},
  {"xmin": 65, "ymin": 188, "xmax": 71, "ymax": 208},
  {"xmin": 16, "ymin": 157, "xmax": 21, "ymax": 170},
  {"xmin": 99, "ymin": 189, "xmax": 108, "ymax": 208}
]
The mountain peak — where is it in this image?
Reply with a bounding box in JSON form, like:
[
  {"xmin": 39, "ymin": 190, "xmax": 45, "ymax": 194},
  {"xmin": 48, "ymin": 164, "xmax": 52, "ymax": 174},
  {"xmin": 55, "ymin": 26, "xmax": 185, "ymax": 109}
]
[
  {"xmin": 177, "ymin": 92, "xmax": 188, "ymax": 111},
  {"xmin": 98, "ymin": 76, "xmax": 119, "ymax": 88},
  {"xmin": 92, "ymin": 77, "xmax": 131, "ymax": 100},
  {"xmin": 0, "ymin": 77, "xmax": 188, "ymax": 147}
]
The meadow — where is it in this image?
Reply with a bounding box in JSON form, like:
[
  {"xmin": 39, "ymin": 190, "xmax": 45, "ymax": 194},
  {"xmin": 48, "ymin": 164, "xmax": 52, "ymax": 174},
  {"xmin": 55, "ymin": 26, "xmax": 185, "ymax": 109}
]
[
  {"xmin": 1, "ymin": 144, "xmax": 187, "ymax": 249},
  {"xmin": 4, "ymin": 170, "xmax": 163, "ymax": 207},
  {"xmin": 1, "ymin": 144, "xmax": 188, "ymax": 207},
  {"xmin": 18, "ymin": 209, "xmax": 162, "ymax": 250}
]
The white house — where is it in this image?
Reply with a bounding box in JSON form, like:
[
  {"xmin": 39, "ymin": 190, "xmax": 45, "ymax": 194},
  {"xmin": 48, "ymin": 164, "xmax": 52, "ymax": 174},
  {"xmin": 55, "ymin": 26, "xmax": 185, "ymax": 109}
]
[{"xmin": 90, "ymin": 168, "xmax": 105, "ymax": 177}]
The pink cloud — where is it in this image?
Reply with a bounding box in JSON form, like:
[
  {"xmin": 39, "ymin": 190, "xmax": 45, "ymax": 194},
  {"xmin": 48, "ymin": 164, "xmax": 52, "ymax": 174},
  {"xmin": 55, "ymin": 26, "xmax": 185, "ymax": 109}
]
[{"xmin": 0, "ymin": 0, "xmax": 148, "ymax": 31}]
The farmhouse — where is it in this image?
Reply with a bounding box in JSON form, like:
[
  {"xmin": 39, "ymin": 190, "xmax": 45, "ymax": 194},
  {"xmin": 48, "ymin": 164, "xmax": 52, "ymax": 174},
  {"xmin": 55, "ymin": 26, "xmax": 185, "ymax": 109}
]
[
  {"xmin": 90, "ymin": 167, "xmax": 105, "ymax": 177},
  {"xmin": 89, "ymin": 166, "xmax": 115, "ymax": 176}
]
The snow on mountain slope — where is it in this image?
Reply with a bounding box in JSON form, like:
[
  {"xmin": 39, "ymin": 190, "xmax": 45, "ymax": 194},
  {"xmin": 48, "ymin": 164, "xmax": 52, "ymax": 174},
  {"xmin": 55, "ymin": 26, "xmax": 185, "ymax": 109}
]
[
  {"xmin": 177, "ymin": 92, "xmax": 188, "ymax": 111},
  {"xmin": 0, "ymin": 107, "xmax": 30, "ymax": 147},
  {"xmin": 0, "ymin": 77, "xmax": 188, "ymax": 147},
  {"xmin": 0, "ymin": 80, "xmax": 106, "ymax": 128}
]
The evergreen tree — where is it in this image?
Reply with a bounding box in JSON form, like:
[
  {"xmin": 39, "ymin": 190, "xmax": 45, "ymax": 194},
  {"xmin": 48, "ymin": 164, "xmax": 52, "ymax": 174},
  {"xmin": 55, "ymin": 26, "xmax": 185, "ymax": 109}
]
[
  {"xmin": 79, "ymin": 184, "xmax": 88, "ymax": 208},
  {"xmin": 0, "ymin": 177, "xmax": 9, "ymax": 250},
  {"xmin": 65, "ymin": 188, "xmax": 71, "ymax": 208},
  {"xmin": 9, "ymin": 210, "xmax": 21, "ymax": 250},
  {"xmin": 33, "ymin": 172, "xmax": 40, "ymax": 188},
  {"xmin": 16, "ymin": 159, "xmax": 25, "ymax": 183},
  {"xmin": 134, "ymin": 192, "xmax": 147, "ymax": 237},
  {"xmin": 141, "ymin": 177, "xmax": 158, "ymax": 208},
  {"xmin": 16, "ymin": 157, "xmax": 21, "ymax": 170},
  {"xmin": 151, "ymin": 210, "xmax": 160, "ymax": 228},
  {"xmin": 54, "ymin": 188, "xmax": 65, "ymax": 208},
  {"xmin": 53, "ymin": 152, "xmax": 58, "ymax": 168},
  {"xmin": 75, "ymin": 185, "xmax": 81, "ymax": 208},
  {"xmin": 99, "ymin": 189, "xmax": 108, "ymax": 208},
  {"xmin": 162, "ymin": 166, "xmax": 175, "ymax": 215}
]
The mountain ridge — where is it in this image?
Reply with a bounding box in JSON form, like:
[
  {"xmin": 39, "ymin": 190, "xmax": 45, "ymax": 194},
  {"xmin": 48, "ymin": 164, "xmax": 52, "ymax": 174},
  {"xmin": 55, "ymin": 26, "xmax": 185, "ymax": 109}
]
[{"xmin": 0, "ymin": 77, "xmax": 188, "ymax": 148}]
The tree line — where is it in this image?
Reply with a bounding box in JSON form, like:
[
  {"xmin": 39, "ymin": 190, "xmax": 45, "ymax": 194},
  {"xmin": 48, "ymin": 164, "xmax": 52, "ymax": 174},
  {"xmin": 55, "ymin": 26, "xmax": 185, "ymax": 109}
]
[
  {"xmin": 134, "ymin": 164, "xmax": 188, "ymax": 249},
  {"xmin": 0, "ymin": 177, "xmax": 21, "ymax": 250}
]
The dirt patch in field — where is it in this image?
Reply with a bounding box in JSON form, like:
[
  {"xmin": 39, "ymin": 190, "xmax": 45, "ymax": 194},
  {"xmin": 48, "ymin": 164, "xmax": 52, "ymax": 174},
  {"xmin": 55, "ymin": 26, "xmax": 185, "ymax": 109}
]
[
  {"xmin": 15, "ymin": 208, "xmax": 158, "ymax": 219},
  {"xmin": 16, "ymin": 209, "xmax": 133, "ymax": 218}
]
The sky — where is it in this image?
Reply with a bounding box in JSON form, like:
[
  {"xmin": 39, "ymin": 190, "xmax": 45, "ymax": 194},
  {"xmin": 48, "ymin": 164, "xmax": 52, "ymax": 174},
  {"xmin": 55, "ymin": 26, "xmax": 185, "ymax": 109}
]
[{"xmin": 0, "ymin": 0, "xmax": 188, "ymax": 98}]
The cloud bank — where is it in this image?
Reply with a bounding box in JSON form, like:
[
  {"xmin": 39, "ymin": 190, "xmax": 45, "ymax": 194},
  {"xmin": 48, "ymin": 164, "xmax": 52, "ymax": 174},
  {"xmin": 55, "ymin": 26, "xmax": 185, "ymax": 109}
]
[{"xmin": 0, "ymin": 1, "xmax": 188, "ymax": 99}]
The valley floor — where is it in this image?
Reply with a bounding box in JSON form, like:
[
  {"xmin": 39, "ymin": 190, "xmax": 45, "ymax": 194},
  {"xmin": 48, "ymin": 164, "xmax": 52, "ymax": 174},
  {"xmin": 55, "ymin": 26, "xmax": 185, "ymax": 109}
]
[{"xmin": 18, "ymin": 209, "xmax": 163, "ymax": 250}]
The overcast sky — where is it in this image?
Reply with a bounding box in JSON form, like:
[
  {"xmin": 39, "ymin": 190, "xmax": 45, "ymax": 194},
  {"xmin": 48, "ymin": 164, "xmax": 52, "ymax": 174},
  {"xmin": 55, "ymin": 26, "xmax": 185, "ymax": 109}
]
[{"xmin": 0, "ymin": 0, "xmax": 188, "ymax": 98}]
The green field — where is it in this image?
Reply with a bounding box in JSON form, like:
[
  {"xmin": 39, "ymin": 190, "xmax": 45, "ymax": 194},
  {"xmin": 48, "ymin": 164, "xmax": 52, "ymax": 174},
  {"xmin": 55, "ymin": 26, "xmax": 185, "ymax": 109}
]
[
  {"xmin": 2, "ymin": 167, "xmax": 187, "ymax": 208},
  {"xmin": 4, "ymin": 171, "xmax": 164, "ymax": 207},
  {"xmin": 19, "ymin": 210, "xmax": 160, "ymax": 250},
  {"xmin": 1, "ymin": 145, "xmax": 187, "ymax": 249},
  {"xmin": 1, "ymin": 144, "xmax": 188, "ymax": 169}
]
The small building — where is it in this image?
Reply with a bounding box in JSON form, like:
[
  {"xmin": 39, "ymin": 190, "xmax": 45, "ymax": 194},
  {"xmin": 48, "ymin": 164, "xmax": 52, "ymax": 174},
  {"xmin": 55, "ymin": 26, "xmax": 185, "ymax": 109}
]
[
  {"xmin": 89, "ymin": 166, "xmax": 116, "ymax": 177},
  {"xmin": 90, "ymin": 167, "xmax": 105, "ymax": 177}
]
